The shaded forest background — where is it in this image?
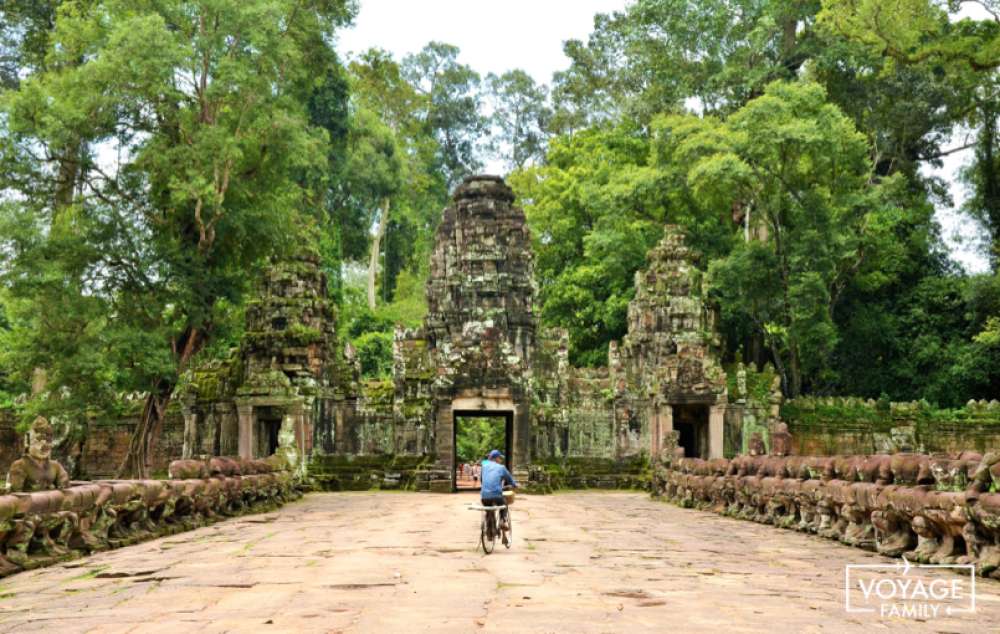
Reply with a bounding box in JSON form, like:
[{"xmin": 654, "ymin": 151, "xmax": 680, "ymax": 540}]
[
  {"xmin": 455, "ymin": 417, "xmax": 507, "ymax": 466},
  {"xmin": 1, "ymin": 1, "xmax": 999, "ymax": 476}
]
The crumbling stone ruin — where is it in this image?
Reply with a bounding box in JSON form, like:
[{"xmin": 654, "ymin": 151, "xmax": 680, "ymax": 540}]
[
  {"xmin": 9, "ymin": 175, "xmax": 1000, "ymax": 495},
  {"xmin": 780, "ymin": 396, "xmax": 1000, "ymax": 455},
  {"xmin": 176, "ymin": 251, "xmax": 343, "ymax": 479},
  {"xmin": 401, "ymin": 175, "xmax": 536, "ymax": 491},
  {"xmin": 617, "ymin": 226, "xmax": 729, "ymax": 460},
  {"xmin": 1, "ymin": 176, "xmax": 808, "ymax": 491},
  {"xmin": 654, "ymin": 449, "xmax": 1000, "ymax": 579},
  {"xmin": 528, "ymin": 225, "xmax": 732, "ymax": 488}
]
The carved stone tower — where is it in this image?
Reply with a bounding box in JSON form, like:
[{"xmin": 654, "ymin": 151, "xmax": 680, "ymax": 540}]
[
  {"xmin": 424, "ymin": 174, "xmax": 536, "ymax": 362},
  {"xmin": 421, "ymin": 175, "xmax": 537, "ymax": 489},
  {"xmin": 179, "ymin": 253, "xmax": 340, "ymax": 475},
  {"xmin": 620, "ymin": 225, "xmax": 727, "ymax": 459},
  {"xmin": 234, "ymin": 254, "xmax": 337, "ymax": 467}
]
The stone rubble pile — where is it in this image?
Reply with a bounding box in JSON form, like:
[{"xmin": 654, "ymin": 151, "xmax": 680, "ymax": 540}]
[{"xmin": 655, "ymin": 450, "xmax": 1000, "ymax": 578}]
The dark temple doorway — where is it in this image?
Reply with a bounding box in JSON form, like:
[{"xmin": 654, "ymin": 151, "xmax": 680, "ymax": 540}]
[
  {"xmin": 453, "ymin": 411, "xmax": 513, "ymax": 492},
  {"xmin": 672, "ymin": 404, "xmax": 709, "ymax": 458},
  {"xmin": 255, "ymin": 406, "xmax": 284, "ymax": 457}
]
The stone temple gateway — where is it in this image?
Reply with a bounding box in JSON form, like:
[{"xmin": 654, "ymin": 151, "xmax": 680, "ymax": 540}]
[
  {"xmin": 175, "ymin": 175, "xmax": 749, "ymax": 491},
  {"xmin": 420, "ymin": 176, "xmax": 535, "ymax": 486}
]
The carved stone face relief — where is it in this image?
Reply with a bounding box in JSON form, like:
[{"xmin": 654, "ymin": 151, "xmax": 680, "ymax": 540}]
[{"xmin": 676, "ymin": 358, "xmax": 704, "ymax": 389}]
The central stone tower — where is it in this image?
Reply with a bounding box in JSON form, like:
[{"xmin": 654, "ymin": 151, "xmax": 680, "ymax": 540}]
[
  {"xmin": 421, "ymin": 175, "xmax": 536, "ymax": 489},
  {"xmin": 424, "ymin": 175, "xmax": 536, "ymax": 359}
]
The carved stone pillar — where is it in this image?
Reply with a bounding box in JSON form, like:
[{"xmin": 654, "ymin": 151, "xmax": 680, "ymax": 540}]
[
  {"xmin": 219, "ymin": 404, "xmax": 238, "ymax": 456},
  {"xmin": 650, "ymin": 404, "xmax": 675, "ymax": 457},
  {"xmin": 433, "ymin": 401, "xmax": 453, "ymax": 470},
  {"xmin": 289, "ymin": 401, "xmax": 307, "ymax": 463},
  {"xmin": 709, "ymin": 404, "xmax": 725, "ymax": 459},
  {"xmin": 237, "ymin": 403, "xmax": 254, "ymax": 460},
  {"xmin": 181, "ymin": 405, "xmax": 198, "ymax": 459}
]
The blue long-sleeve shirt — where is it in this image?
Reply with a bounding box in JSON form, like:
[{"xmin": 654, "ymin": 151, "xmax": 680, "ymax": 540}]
[{"xmin": 480, "ymin": 459, "xmax": 517, "ymax": 500}]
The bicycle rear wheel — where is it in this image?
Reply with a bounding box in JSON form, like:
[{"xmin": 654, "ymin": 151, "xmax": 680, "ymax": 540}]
[{"xmin": 481, "ymin": 511, "xmax": 496, "ymax": 554}]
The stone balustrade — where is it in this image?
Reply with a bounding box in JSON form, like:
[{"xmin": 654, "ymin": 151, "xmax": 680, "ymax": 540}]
[
  {"xmin": 653, "ymin": 451, "xmax": 1000, "ymax": 578},
  {"xmin": 0, "ymin": 456, "xmax": 299, "ymax": 578}
]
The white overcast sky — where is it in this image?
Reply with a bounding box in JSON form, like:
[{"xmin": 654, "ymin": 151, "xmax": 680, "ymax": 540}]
[
  {"xmin": 337, "ymin": 0, "xmax": 990, "ymax": 273},
  {"xmin": 337, "ymin": 0, "xmax": 626, "ymax": 85}
]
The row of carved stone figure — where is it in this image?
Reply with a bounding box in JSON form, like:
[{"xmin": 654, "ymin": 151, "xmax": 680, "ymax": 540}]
[
  {"xmin": 0, "ymin": 456, "xmax": 298, "ymax": 578},
  {"xmin": 653, "ymin": 451, "xmax": 1000, "ymax": 578}
]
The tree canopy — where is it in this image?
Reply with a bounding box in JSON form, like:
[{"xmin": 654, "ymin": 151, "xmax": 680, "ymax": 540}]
[
  {"xmin": 1, "ymin": 0, "xmax": 998, "ymax": 458},
  {"xmin": 0, "ymin": 0, "xmax": 357, "ymax": 474}
]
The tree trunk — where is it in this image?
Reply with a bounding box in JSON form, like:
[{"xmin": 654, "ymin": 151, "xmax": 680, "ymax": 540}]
[
  {"xmin": 787, "ymin": 342, "xmax": 803, "ymax": 398},
  {"xmin": 977, "ymin": 100, "xmax": 1000, "ymax": 270},
  {"xmin": 118, "ymin": 382, "xmax": 173, "ymax": 479},
  {"xmin": 117, "ymin": 327, "xmax": 203, "ymax": 478},
  {"xmin": 367, "ymin": 198, "xmax": 390, "ymax": 310},
  {"xmin": 31, "ymin": 368, "xmax": 47, "ymax": 396},
  {"xmin": 750, "ymin": 331, "xmax": 764, "ymax": 369}
]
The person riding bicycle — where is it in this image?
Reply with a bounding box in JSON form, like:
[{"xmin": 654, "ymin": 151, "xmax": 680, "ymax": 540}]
[{"xmin": 480, "ymin": 449, "xmax": 517, "ymax": 546}]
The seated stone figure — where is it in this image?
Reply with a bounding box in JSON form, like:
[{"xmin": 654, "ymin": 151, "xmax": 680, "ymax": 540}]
[
  {"xmin": 4, "ymin": 417, "xmax": 75, "ymax": 570},
  {"xmin": 6, "ymin": 417, "xmax": 70, "ymax": 492}
]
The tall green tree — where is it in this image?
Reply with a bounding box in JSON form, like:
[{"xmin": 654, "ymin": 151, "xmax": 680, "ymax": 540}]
[
  {"xmin": 553, "ymin": 0, "xmax": 967, "ymax": 176},
  {"xmin": 964, "ymin": 93, "xmax": 1000, "ymax": 266},
  {"xmin": 486, "ymin": 69, "xmax": 552, "ymax": 171},
  {"xmin": 551, "ymin": 0, "xmax": 822, "ymax": 128},
  {"xmin": 509, "ymin": 122, "xmax": 734, "ymax": 366},
  {"xmin": 344, "ymin": 47, "xmax": 449, "ymax": 307},
  {"xmin": 0, "ymin": 0, "xmax": 355, "ymax": 476},
  {"xmin": 306, "ymin": 56, "xmax": 352, "ymax": 299},
  {"xmin": 341, "ymin": 106, "xmax": 404, "ymax": 309},
  {"xmin": 818, "ymin": 0, "xmax": 1000, "ymax": 73},
  {"xmin": 402, "ymin": 42, "xmax": 488, "ymax": 186},
  {"xmin": 819, "ymin": 0, "xmax": 1000, "ymax": 265},
  {"xmin": 0, "ymin": 1, "xmax": 63, "ymax": 90},
  {"xmin": 668, "ymin": 81, "xmax": 905, "ymax": 396}
]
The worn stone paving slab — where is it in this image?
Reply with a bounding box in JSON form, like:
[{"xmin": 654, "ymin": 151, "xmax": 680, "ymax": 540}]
[{"xmin": 0, "ymin": 491, "xmax": 998, "ymax": 632}]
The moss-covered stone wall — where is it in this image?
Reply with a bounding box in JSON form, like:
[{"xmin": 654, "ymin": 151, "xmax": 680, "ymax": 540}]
[
  {"xmin": 528, "ymin": 456, "xmax": 650, "ymax": 492},
  {"xmin": 721, "ymin": 363, "xmax": 782, "ymax": 457},
  {"xmin": 308, "ymin": 454, "xmax": 434, "ymax": 491},
  {"xmin": 782, "ymin": 397, "xmax": 1000, "ymax": 455},
  {"xmin": 526, "ymin": 329, "xmax": 650, "ymax": 489}
]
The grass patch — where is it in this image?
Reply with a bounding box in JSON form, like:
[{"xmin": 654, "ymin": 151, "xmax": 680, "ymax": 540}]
[
  {"xmin": 67, "ymin": 565, "xmax": 109, "ymax": 582},
  {"xmin": 233, "ymin": 530, "xmax": 277, "ymax": 555}
]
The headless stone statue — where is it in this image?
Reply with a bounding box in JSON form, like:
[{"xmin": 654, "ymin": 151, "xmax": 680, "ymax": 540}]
[
  {"xmin": 7, "ymin": 417, "xmax": 70, "ymax": 492},
  {"xmin": 770, "ymin": 422, "xmax": 793, "ymax": 457}
]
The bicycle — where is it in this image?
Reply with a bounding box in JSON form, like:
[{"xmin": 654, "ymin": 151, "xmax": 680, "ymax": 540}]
[{"xmin": 469, "ymin": 489, "xmax": 514, "ymax": 554}]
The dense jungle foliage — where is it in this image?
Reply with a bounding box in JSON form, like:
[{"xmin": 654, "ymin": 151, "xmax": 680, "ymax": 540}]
[{"xmin": 1, "ymin": 1, "xmax": 999, "ymax": 475}]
